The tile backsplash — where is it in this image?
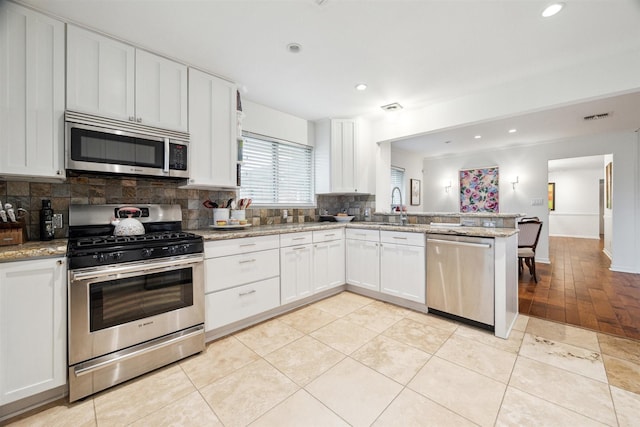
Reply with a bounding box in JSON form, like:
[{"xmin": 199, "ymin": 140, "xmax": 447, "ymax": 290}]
[{"xmin": 0, "ymin": 176, "xmax": 377, "ymax": 241}]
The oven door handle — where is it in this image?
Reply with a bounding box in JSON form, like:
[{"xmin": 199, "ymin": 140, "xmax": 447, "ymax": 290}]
[
  {"xmin": 69, "ymin": 254, "xmax": 204, "ymax": 282},
  {"xmin": 73, "ymin": 325, "xmax": 204, "ymax": 377}
]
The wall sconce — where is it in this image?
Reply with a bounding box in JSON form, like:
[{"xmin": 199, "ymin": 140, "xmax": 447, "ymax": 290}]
[
  {"xmin": 444, "ymin": 180, "xmax": 452, "ymax": 193},
  {"xmin": 511, "ymin": 176, "xmax": 519, "ymax": 190}
]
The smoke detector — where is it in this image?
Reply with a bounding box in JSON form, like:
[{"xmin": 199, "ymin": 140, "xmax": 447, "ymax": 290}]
[
  {"xmin": 583, "ymin": 112, "xmax": 611, "ymax": 121},
  {"xmin": 286, "ymin": 43, "xmax": 302, "ymax": 54},
  {"xmin": 381, "ymin": 102, "xmax": 403, "ymax": 112}
]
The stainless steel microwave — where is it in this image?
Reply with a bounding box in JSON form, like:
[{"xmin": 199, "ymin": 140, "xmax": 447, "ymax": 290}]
[{"xmin": 65, "ymin": 111, "xmax": 189, "ymax": 179}]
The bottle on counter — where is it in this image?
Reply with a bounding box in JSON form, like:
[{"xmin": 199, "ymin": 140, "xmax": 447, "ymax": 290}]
[{"xmin": 40, "ymin": 199, "xmax": 54, "ymax": 241}]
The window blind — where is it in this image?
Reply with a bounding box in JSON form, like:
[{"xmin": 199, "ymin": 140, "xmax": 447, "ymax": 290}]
[
  {"xmin": 391, "ymin": 166, "xmax": 405, "ymax": 205},
  {"xmin": 240, "ymin": 134, "xmax": 313, "ymax": 206}
]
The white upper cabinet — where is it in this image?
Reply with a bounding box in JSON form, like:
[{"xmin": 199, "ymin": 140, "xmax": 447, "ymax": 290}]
[
  {"xmin": 66, "ymin": 25, "xmax": 135, "ymax": 122},
  {"xmin": 0, "ymin": 2, "xmax": 65, "ymax": 180},
  {"xmin": 184, "ymin": 68, "xmax": 237, "ymax": 189},
  {"xmin": 135, "ymin": 50, "xmax": 188, "ymax": 131},
  {"xmin": 66, "ymin": 25, "xmax": 187, "ymax": 132},
  {"xmin": 315, "ymin": 118, "xmax": 374, "ymax": 194}
]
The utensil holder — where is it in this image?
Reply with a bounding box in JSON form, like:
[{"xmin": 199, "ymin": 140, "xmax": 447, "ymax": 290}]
[
  {"xmin": 212, "ymin": 208, "xmax": 230, "ymax": 223},
  {"xmin": 230, "ymin": 209, "xmax": 245, "ymax": 221}
]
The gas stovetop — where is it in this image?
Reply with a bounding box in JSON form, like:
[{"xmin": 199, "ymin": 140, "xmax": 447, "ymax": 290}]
[
  {"xmin": 71, "ymin": 231, "xmax": 199, "ymax": 249},
  {"xmin": 67, "ymin": 204, "xmax": 204, "ymax": 269}
]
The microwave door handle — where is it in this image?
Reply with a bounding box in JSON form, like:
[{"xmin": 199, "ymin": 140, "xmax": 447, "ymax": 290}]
[{"xmin": 163, "ymin": 138, "xmax": 170, "ymax": 173}]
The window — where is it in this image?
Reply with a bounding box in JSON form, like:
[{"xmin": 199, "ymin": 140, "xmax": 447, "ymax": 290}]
[
  {"xmin": 391, "ymin": 166, "xmax": 405, "ymax": 206},
  {"xmin": 240, "ymin": 133, "xmax": 314, "ymax": 206}
]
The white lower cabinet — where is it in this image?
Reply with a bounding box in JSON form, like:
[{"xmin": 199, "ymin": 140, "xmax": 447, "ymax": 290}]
[
  {"xmin": 379, "ymin": 231, "xmax": 426, "ymax": 303},
  {"xmin": 205, "ymin": 278, "xmax": 280, "ymax": 330},
  {"xmin": 204, "ymin": 235, "xmax": 280, "ymax": 331},
  {"xmin": 0, "ymin": 257, "xmax": 66, "ymax": 406},
  {"xmin": 313, "ymin": 229, "xmax": 345, "ymax": 292},
  {"xmin": 280, "ymin": 232, "xmax": 313, "ymax": 304},
  {"xmin": 346, "ymin": 229, "xmax": 380, "ymax": 291}
]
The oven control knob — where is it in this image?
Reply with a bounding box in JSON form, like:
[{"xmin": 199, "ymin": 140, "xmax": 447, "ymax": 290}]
[
  {"xmin": 180, "ymin": 244, "xmax": 189, "ymax": 253},
  {"xmin": 112, "ymin": 252, "xmax": 123, "ymax": 261},
  {"xmin": 141, "ymin": 248, "xmax": 152, "ymax": 257},
  {"xmin": 95, "ymin": 253, "xmax": 106, "ymax": 263},
  {"xmin": 168, "ymin": 246, "xmax": 178, "ymax": 255}
]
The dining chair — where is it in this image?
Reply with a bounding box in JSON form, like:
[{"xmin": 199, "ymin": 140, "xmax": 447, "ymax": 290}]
[{"xmin": 517, "ymin": 218, "xmax": 543, "ymax": 283}]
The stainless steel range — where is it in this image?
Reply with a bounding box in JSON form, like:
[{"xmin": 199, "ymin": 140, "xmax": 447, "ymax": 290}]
[{"xmin": 66, "ymin": 204, "xmax": 204, "ymax": 402}]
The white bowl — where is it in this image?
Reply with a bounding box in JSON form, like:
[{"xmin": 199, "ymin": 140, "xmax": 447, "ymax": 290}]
[{"xmin": 333, "ymin": 215, "xmax": 355, "ymax": 222}]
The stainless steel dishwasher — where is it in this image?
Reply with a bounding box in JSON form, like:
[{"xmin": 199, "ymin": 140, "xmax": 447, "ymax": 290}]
[{"xmin": 426, "ymin": 234, "xmax": 494, "ymax": 328}]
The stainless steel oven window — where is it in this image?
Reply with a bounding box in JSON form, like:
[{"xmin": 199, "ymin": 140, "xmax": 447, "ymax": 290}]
[{"xmin": 89, "ymin": 268, "xmax": 194, "ymax": 331}]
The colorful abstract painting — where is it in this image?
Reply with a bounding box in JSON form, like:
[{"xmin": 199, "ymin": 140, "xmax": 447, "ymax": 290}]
[{"xmin": 459, "ymin": 166, "xmax": 499, "ymax": 212}]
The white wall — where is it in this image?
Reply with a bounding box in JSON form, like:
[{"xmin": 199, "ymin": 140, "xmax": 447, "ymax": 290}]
[
  {"xmin": 242, "ymin": 100, "xmax": 311, "ymax": 146},
  {"xmin": 418, "ymin": 131, "xmax": 639, "ymax": 273},
  {"xmin": 603, "ymin": 154, "xmax": 614, "ymax": 259},
  {"xmin": 548, "ymin": 167, "xmax": 603, "ymax": 239},
  {"xmin": 390, "ymin": 148, "xmax": 424, "ymax": 213},
  {"xmin": 370, "ymin": 47, "xmax": 640, "ymax": 144}
]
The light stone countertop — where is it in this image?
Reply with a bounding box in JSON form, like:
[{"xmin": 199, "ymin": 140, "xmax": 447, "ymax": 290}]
[
  {"xmin": 193, "ymin": 221, "xmax": 518, "ymax": 241},
  {"xmin": 0, "ymin": 222, "xmax": 518, "ymax": 262},
  {"xmin": 0, "ymin": 239, "xmax": 68, "ymax": 263}
]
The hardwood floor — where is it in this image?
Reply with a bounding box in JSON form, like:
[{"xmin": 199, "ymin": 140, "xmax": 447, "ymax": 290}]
[{"xmin": 518, "ymin": 236, "xmax": 640, "ymax": 341}]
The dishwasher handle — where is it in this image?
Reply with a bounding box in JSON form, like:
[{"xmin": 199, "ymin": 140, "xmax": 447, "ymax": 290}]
[{"xmin": 428, "ymin": 238, "xmax": 492, "ymax": 249}]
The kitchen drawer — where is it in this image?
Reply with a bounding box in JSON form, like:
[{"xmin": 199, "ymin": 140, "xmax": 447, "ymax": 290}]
[
  {"xmin": 312, "ymin": 228, "xmax": 344, "ymax": 243},
  {"xmin": 280, "ymin": 231, "xmax": 313, "ymax": 247},
  {"xmin": 205, "ymin": 248, "xmax": 279, "ymax": 292},
  {"xmin": 346, "ymin": 228, "xmax": 379, "ymax": 242},
  {"xmin": 205, "ymin": 277, "xmax": 280, "ymax": 331},
  {"xmin": 204, "ymin": 234, "xmax": 279, "ymax": 258},
  {"xmin": 380, "ymin": 230, "xmax": 425, "ymax": 247}
]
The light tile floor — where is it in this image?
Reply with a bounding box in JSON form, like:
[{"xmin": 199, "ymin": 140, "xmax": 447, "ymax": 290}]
[{"xmin": 6, "ymin": 291, "xmax": 640, "ymax": 427}]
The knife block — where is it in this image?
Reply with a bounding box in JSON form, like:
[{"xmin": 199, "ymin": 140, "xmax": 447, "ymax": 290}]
[{"xmin": 0, "ymin": 218, "xmax": 28, "ymax": 246}]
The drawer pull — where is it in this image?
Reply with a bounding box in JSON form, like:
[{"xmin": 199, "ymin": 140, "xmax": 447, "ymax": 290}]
[
  {"xmin": 355, "ymin": 233, "xmax": 366, "ymax": 237},
  {"xmin": 239, "ymin": 258, "xmax": 256, "ymax": 264},
  {"xmin": 293, "ymin": 246, "xmax": 307, "ymax": 251},
  {"xmin": 324, "ymin": 233, "xmax": 335, "ymax": 237},
  {"xmin": 239, "ymin": 243, "xmax": 257, "ymax": 247},
  {"xmin": 392, "ymin": 236, "xmax": 408, "ymax": 240},
  {"xmin": 292, "ymin": 237, "xmax": 307, "ymax": 241},
  {"xmin": 239, "ymin": 289, "xmax": 256, "ymax": 297}
]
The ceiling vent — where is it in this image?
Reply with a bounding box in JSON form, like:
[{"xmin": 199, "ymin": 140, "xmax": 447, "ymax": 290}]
[
  {"xmin": 381, "ymin": 102, "xmax": 403, "ymax": 112},
  {"xmin": 583, "ymin": 112, "xmax": 611, "ymax": 121}
]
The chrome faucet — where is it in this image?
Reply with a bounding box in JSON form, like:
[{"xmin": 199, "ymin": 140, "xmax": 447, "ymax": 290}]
[{"xmin": 391, "ymin": 186, "xmax": 408, "ymax": 225}]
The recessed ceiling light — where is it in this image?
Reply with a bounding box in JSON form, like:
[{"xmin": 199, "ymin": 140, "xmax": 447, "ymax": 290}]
[
  {"xmin": 542, "ymin": 3, "xmax": 564, "ymax": 17},
  {"xmin": 355, "ymin": 83, "xmax": 368, "ymax": 91},
  {"xmin": 474, "ymin": 135, "xmax": 482, "ymax": 139},
  {"xmin": 508, "ymin": 128, "xmax": 517, "ymax": 133},
  {"xmin": 286, "ymin": 43, "xmax": 302, "ymax": 53}
]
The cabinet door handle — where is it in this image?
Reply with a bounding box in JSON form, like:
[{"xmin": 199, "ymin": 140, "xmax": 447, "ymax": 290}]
[
  {"xmin": 293, "ymin": 237, "xmax": 306, "ymax": 241},
  {"xmin": 136, "ymin": 117, "xmax": 142, "ymax": 123},
  {"xmin": 57, "ymin": 259, "xmax": 64, "ymax": 265},
  {"xmin": 239, "ymin": 258, "xmax": 256, "ymax": 264},
  {"xmin": 238, "ymin": 289, "xmax": 256, "ymax": 296}
]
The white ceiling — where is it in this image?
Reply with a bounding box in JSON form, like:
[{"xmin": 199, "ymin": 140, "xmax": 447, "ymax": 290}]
[{"xmin": 17, "ymin": 0, "xmax": 640, "ymax": 156}]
